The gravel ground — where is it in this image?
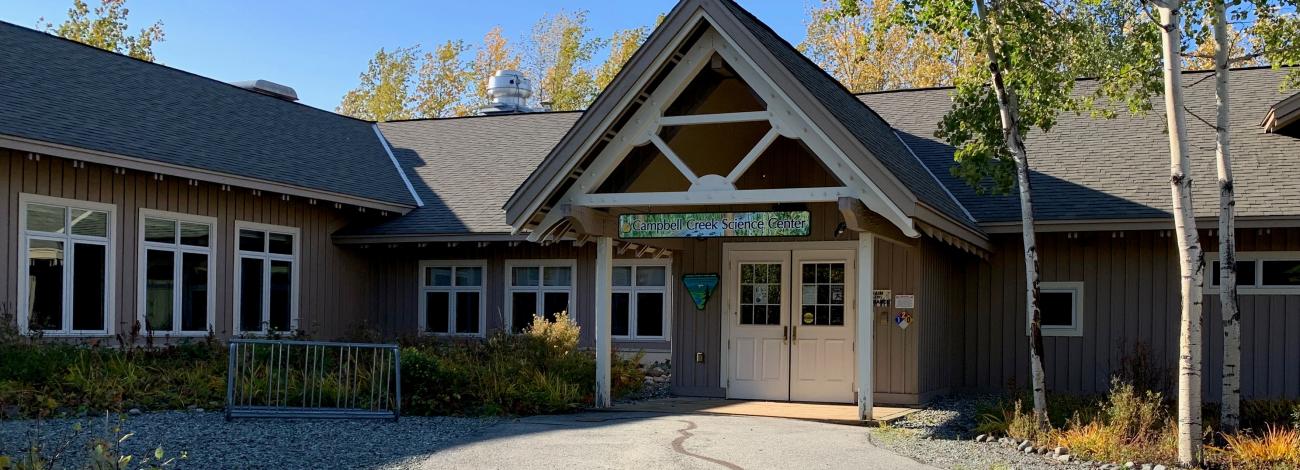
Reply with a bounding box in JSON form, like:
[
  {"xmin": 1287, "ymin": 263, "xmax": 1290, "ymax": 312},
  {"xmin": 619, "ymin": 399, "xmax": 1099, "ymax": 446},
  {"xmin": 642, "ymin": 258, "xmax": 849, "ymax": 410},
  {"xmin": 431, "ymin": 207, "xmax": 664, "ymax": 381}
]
[
  {"xmin": 0, "ymin": 411, "xmax": 498, "ymax": 469},
  {"xmin": 867, "ymin": 396, "xmax": 1076, "ymax": 470}
]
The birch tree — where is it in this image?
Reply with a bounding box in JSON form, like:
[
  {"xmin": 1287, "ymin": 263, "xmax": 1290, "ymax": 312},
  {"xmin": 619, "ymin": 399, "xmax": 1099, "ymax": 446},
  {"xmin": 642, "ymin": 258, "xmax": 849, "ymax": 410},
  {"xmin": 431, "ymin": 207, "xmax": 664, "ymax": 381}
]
[
  {"xmin": 415, "ymin": 40, "xmax": 473, "ymax": 118},
  {"xmin": 595, "ymin": 26, "xmax": 649, "ymax": 93},
  {"xmin": 894, "ymin": 0, "xmax": 1129, "ymax": 428},
  {"xmin": 42, "ymin": 0, "xmax": 165, "ymax": 62},
  {"xmin": 525, "ymin": 10, "xmax": 602, "ymax": 111},
  {"xmin": 337, "ymin": 46, "xmax": 419, "ymax": 122},
  {"xmin": 1149, "ymin": 0, "xmax": 1205, "ymax": 463}
]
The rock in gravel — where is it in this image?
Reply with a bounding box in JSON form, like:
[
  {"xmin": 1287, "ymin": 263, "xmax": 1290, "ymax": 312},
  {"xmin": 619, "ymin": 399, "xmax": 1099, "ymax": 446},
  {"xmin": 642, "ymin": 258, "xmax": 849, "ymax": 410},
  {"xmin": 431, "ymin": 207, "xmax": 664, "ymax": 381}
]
[
  {"xmin": 975, "ymin": 433, "xmax": 987, "ymax": 442},
  {"xmin": 1153, "ymin": 465, "xmax": 1167, "ymax": 470},
  {"xmin": 1141, "ymin": 465, "xmax": 1152, "ymax": 470},
  {"xmin": 1053, "ymin": 446, "xmax": 1068, "ymax": 456},
  {"xmin": 1022, "ymin": 446, "xmax": 1035, "ymax": 454},
  {"xmin": 1056, "ymin": 454, "xmax": 1072, "ymax": 463},
  {"xmin": 1125, "ymin": 462, "xmax": 1135, "ymax": 468}
]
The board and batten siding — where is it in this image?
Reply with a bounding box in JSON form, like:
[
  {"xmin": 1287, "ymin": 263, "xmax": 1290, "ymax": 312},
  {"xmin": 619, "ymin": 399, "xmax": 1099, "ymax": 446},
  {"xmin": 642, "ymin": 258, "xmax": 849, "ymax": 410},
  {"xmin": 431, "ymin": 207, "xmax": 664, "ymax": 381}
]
[
  {"xmin": 355, "ymin": 243, "xmax": 672, "ymax": 354},
  {"xmin": 0, "ymin": 148, "xmax": 379, "ymax": 340},
  {"xmin": 963, "ymin": 228, "xmax": 1300, "ymax": 400}
]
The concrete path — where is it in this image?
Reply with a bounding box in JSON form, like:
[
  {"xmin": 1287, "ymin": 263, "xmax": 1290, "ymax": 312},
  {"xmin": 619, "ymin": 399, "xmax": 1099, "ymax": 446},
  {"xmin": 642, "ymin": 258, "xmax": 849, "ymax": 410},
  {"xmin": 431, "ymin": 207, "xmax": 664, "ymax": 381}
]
[{"xmin": 402, "ymin": 411, "xmax": 936, "ymax": 469}]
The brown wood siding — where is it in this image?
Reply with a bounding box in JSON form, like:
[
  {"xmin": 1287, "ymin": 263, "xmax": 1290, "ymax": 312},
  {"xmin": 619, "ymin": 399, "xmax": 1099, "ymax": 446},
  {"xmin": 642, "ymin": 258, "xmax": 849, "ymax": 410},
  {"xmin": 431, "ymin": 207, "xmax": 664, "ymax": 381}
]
[
  {"xmin": 964, "ymin": 229, "xmax": 1300, "ymax": 400},
  {"xmin": 0, "ymin": 149, "xmax": 378, "ymax": 340},
  {"xmin": 356, "ymin": 243, "xmax": 673, "ymax": 352},
  {"xmin": 871, "ymin": 237, "xmax": 922, "ymax": 402},
  {"xmin": 918, "ymin": 237, "xmax": 970, "ymax": 399}
]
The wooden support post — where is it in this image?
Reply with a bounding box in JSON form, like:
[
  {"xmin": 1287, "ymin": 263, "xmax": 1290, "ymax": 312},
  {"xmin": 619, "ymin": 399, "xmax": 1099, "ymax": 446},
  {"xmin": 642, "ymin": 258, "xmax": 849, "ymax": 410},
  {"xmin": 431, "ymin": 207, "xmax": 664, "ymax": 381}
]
[
  {"xmin": 857, "ymin": 232, "xmax": 875, "ymax": 421},
  {"xmin": 594, "ymin": 236, "xmax": 614, "ymax": 408}
]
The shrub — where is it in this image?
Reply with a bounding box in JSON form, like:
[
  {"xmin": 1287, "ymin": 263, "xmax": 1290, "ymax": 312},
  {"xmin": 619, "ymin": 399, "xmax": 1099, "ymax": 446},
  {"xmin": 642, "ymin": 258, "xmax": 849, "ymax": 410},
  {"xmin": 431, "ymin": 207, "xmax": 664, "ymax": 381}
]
[
  {"xmin": 1052, "ymin": 380, "xmax": 1176, "ymax": 465},
  {"xmin": 1240, "ymin": 399, "xmax": 1300, "ymax": 431},
  {"xmin": 1215, "ymin": 425, "xmax": 1300, "ymax": 468}
]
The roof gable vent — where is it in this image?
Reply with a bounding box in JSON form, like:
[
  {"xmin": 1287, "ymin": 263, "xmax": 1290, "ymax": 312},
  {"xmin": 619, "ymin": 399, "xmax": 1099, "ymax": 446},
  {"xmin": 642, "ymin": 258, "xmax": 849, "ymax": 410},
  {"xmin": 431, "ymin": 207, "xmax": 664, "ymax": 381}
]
[{"xmin": 231, "ymin": 79, "xmax": 299, "ymax": 102}]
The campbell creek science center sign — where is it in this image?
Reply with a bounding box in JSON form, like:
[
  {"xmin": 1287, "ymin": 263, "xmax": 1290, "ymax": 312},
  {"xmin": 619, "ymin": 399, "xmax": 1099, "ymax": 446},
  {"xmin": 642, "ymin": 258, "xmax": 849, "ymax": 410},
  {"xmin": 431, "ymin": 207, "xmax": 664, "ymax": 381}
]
[{"xmin": 619, "ymin": 211, "xmax": 811, "ymax": 238}]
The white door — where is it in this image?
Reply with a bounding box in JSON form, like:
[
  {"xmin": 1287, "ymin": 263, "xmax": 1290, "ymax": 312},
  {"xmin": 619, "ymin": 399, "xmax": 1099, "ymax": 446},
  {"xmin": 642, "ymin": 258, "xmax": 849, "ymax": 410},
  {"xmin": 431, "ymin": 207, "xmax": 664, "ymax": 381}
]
[
  {"xmin": 726, "ymin": 251, "xmax": 790, "ymax": 401},
  {"xmin": 789, "ymin": 250, "xmax": 856, "ymax": 403}
]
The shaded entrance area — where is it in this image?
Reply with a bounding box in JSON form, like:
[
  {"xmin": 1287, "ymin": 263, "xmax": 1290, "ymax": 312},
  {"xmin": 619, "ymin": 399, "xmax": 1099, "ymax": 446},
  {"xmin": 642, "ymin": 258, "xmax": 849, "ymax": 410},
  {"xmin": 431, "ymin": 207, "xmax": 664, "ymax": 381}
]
[{"xmin": 609, "ymin": 397, "xmax": 917, "ymax": 426}]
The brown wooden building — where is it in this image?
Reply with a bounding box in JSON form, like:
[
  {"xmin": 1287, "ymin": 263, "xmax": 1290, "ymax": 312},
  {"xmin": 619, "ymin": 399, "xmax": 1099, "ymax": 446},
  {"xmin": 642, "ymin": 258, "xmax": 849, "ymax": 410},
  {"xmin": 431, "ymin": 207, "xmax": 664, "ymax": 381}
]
[{"xmin": 2, "ymin": 0, "xmax": 1298, "ymax": 419}]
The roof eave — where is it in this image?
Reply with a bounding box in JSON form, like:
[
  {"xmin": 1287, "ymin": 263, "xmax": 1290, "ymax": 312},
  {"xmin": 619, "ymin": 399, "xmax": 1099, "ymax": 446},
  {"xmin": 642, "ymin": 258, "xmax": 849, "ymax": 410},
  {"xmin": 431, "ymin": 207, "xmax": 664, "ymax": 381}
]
[{"xmin": 1, "ymin": 133, "xmax": 417, "ymax": 214}]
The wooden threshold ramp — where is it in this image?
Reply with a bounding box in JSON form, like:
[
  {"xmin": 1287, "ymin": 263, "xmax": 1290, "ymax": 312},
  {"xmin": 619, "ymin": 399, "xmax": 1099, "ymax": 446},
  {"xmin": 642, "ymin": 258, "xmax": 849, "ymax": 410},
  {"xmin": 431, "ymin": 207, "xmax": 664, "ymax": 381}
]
[{"xmin": 607, "ymin": 397, "xmax": 917, "ymax": 427}]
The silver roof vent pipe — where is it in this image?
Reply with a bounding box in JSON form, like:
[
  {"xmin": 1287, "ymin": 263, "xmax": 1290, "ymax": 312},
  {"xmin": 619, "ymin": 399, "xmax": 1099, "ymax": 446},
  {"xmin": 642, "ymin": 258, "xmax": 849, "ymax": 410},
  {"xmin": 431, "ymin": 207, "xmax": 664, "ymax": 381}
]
[
  {"xmin": 479, "ymin": 70, "xmax": 535, "ymax": 115},
  {"xmin": 231, "ymin": 79, "xmax": 299, "ymax": 102}
]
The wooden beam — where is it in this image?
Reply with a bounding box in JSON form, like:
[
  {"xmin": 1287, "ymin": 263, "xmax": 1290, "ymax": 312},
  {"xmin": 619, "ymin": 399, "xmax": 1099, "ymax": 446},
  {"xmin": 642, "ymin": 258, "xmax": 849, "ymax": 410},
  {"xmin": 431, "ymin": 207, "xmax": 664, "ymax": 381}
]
[
  {"xmin": 649, "ymin": 134, "xmax": 698, "ymax": 184},
  {"xmin": 576, "ymin": 187, "xmax": 852, "ymax": 207},
  {"xmin": 594, "ymin": 236, "xmax": 614, "ymax": 408},
  {"xmin": 726, "ymin": 128, "xmax": 781, "ymax": 183},
  {"xmin": 566, "ymin": 205, "xmax": 618, "ymax": 238},
  {"xmin": 857, "ymin": 233, "xmax": 875, "ymax": 421},
  {"xmin": 659, "ymin": 111, "xmax": 770, "ymax": 126}
]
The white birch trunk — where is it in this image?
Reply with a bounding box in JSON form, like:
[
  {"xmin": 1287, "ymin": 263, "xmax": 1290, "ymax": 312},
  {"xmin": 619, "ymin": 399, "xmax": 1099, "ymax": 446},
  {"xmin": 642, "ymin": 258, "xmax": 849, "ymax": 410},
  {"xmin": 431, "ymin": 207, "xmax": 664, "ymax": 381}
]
[
  {"xmin": 1212, "ymin": 0, "xmax": 1241, "ymax": 435},
  {"xmin": 975, "ymin": 0, "xmax": 1048, "ymax": 426},
  {"xmin": 1157, "ymin": 2, "xmax": 1205, "ymax": 464}
]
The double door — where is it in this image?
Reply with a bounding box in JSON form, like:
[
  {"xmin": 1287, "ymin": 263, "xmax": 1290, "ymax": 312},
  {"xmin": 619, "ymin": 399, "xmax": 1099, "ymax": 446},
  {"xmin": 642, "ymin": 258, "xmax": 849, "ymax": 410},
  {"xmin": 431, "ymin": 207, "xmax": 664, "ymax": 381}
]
[{"xmin": 727, "ymin": 249, "xmax": 855, "ymax": 403}]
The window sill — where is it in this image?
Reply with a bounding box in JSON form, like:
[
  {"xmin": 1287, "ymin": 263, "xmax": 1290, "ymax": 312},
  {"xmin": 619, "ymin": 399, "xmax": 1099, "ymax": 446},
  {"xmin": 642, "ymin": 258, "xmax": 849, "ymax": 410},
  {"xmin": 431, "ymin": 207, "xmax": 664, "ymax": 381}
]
[{"xmin": 1205, "ymin": 287, "xmax": 1300, "ymax": 295}]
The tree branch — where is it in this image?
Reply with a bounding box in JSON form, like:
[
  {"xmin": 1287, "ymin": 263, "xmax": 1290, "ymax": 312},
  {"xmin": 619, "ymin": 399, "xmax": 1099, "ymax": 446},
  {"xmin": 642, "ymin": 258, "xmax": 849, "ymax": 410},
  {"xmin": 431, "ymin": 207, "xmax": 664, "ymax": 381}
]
[{"xmin": 1184, "ymin": 105, "xmax": 1222, "ymax": 131}]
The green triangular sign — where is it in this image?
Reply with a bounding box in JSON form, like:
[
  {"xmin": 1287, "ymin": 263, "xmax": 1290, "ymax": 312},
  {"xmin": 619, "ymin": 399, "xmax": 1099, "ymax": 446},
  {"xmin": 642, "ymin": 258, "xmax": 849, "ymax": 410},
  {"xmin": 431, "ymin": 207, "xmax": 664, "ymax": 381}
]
[{"xmin": 682, "ymin": 274, "xmax": 719, "ymax": 310}]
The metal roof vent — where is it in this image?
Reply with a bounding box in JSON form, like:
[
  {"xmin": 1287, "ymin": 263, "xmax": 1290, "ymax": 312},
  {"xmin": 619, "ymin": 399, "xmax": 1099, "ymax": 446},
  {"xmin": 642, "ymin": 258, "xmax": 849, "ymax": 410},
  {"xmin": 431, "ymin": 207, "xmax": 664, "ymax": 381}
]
[
  {"xmin": 479, "ymin": 70, "xmax": 535, "ymax": 115},
  {"xmin": 232, "ymin": 79, "xmax": 299, "ymax": 102}
]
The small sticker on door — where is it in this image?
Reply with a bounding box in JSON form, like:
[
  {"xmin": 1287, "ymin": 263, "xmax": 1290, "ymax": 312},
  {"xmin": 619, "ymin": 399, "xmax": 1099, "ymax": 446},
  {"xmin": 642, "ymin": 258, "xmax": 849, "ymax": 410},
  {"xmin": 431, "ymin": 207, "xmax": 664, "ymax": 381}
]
[
  {"xmin": 894, "ymin": 311, "xmax": 912, "ymax": 329},
  {"xmin": 803, "ymin": 311, "xmax": 814, "ymax": 324},
  {"xmin": 830, "ymin": 285, "xmax": 844, "ymax": 303}
]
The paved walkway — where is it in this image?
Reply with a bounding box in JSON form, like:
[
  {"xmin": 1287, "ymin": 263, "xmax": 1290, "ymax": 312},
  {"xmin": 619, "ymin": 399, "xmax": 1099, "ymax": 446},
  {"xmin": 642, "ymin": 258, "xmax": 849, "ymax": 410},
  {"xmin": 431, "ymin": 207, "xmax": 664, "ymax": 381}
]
[{"xmin": 403, "ymin": 411, "xmax": 936, "ymax": 469}]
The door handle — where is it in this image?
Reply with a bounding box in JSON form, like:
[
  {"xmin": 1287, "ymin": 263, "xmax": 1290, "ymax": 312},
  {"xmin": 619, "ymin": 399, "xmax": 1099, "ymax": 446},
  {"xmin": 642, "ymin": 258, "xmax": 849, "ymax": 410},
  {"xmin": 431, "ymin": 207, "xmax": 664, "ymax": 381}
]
[
  {"xmin": 792, "ymin": 326, "xmax": 798, "ymax": 344},
  {"xmin": 783, "ymin": 325, "xmax": 789, "ymax": 344}
]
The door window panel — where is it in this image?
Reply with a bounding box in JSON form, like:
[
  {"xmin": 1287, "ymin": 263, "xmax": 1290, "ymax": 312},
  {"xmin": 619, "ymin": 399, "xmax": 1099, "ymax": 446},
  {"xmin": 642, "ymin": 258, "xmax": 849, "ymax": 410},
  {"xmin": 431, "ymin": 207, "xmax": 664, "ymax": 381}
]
[
  {"xmin": 180, "ymin": 252, "xmax": 209, "ymax": 332},
  {"xmin": 739, "ymin": 263, "xmax": 781, "ymax": 326},
  {"xmin": 455, "ymin": 291, "xmax": 480, "ymax": 334},
  {"xmin": 799, "ymin": 263, "xmax": 844, "ymax": 326},
  {"xmin": 70, "ymin": 243, "xmax": 107, "ymax": 331},
  {"xmin": 239, "ymin": 257, "xmax": 264, "ymax": 332},
  {"xmin": 636, "ymin": 292, "xmax": 664, "ymax": 337},
  {"xmin": 425, "ymin": 291, "xmax": 450, "ymax": 333},
  {"xmin": 269, "ymin": 260, "xmax": 292, "ymax": 331},
  {"xmin": 511, "ymin": 292, "xmax": 538, "ymax": 333},
  {"xmin": 612, "ymin": 292, "xmax": 630, "ymax": 336},
  {"xmin": 145, "ymin": 249, "xmax": 175, "ymax": 331}
]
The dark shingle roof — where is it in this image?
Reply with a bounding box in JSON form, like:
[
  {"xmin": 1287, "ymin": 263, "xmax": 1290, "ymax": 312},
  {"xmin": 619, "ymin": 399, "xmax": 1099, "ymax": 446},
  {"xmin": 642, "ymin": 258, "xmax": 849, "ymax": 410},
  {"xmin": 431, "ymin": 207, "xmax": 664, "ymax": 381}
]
[
  {"xmin": 859, "ymin": 67, "xmax": 1300, "ymax": 222},
  {"xmin": 0, "ymin": 22, "xmax": 417, "ymax": 208},
  {"xmin": 719, "ymin": 0, "xmax": 976, "ymax": 228},
  {"xmin": 345, "ymin": 113, "xmax": 583, "ymax": 235}
]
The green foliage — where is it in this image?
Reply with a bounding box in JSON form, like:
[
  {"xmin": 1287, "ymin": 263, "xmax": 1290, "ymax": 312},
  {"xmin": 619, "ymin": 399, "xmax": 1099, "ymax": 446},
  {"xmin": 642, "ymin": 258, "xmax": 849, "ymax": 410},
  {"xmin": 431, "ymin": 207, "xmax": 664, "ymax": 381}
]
[
  {"xmin": 336, "ymin": 46, "xmax": 420, "ymax": 122},
  {"xmin": 0, "ymin": 416, "xmax": 185, "ymax": 469},
  {"xmin": 41, "ymin": 0, "xmax": 165, "ymax": 62},
  {"xmin": 0, "ymin": 341, "xmax": 226, "ymax": 419},
  {"xmin": 526, "ymin": 10, "xmax": 602, "ymax": 111}
]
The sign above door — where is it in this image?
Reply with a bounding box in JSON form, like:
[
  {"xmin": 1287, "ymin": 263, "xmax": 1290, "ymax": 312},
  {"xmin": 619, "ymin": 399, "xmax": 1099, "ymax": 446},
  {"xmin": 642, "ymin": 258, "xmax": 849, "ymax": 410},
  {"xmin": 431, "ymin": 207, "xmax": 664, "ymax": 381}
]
[{"xmin": 618, "ymin": 211, "xmax": 811, "ymax": 239}]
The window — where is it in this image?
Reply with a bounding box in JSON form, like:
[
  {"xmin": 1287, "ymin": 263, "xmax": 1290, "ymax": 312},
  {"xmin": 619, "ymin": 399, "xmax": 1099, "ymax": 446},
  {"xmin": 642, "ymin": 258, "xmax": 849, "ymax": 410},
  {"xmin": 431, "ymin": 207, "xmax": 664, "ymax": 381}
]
[
  {"xmin": 234, "ymin": 222, "xmax": 298, "ymax": 334},
  {"xmin": 1209, "ymin": 252, "xmax": 1300, "ymax": 294},
  {"xmin": 17, "ymin": 194, "xmax": 115, "ymax": 335},
  {"xmin": 613, "ymin": 260, "xmax": 671, "ymax": 339},
  {"xmin": 419, "ymin": 261, "xmax": 486, "ymax": 336},
  {"xmin": 799, "ymin": 262, "xmax": 846, "ymax": 326},
  {"xmin": 1029, "ymin": 282, "xmax": 1083, "ymax": 337},
  {"xmin": 505, "ymin": 260, "xmax": 575, "ymax": 333},
  {"xmin": 138, "ymin": 210, "xmax": 215, "ymax": 335}
]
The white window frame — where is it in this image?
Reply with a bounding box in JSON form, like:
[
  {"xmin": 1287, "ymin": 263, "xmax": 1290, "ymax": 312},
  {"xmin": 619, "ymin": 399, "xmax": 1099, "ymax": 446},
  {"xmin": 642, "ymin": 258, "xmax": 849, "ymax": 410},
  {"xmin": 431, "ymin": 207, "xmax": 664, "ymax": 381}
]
[
  {"xmin": 1028, "ymin": 281, "xmax": 1084, "ymax": 337},
  {"xmin": 417, "ymin": 260, "xmax": 487, "ymax": 337},
  {"xmin": 1206, "ymin": 251, "xmax": 1300, "ymax": 295},
  {"xmin": 612, "ymin": 259, "xmax": 672, "ymax": 340},
  {"xmin": 504, "ymin": 259, "xmax": 577, "ymax": 333},
  {"xmin": 16, "ymin": 193, "xmax": 117, "ymax": 336},
  {"xmin": 136, "ymin": 209, "xmax": 217, "ymax": 337},
  {"xmin": 233, "ymin": 221, "xmax": 300, "ymax": 335}
]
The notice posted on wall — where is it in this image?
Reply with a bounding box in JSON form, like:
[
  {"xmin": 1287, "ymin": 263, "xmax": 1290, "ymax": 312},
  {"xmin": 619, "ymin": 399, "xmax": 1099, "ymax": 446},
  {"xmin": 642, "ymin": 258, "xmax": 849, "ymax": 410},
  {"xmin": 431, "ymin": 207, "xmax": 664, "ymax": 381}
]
[{"xmin": 894, "ymin": 294, "xmax": 915, "ymax": 309}]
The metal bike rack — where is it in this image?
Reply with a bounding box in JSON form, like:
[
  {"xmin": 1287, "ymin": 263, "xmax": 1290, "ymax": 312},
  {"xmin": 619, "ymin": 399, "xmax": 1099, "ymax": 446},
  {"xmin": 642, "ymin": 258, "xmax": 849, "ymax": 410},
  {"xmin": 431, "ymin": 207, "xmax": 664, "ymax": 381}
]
[{"xmin": 225, "ymin": 339, "xmax": 401, "ymax": 421}]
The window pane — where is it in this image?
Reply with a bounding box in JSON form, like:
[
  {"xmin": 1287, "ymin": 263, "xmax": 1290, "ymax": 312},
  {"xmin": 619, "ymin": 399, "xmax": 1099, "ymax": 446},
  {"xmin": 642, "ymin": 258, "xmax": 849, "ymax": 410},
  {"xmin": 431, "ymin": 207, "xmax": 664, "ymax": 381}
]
[
  {"xmin": 1262, "ymin": 260, "xmax": 1300, "ymax": 286},
  {"xmin": 179, "ymin": 222, "xmax": 210, "ymax": 247},
  {"xmin": 612, "ymin": 292, "xmax": 630, "ymax": 336},
  {"xmin": 543, "ymin": 266, "xmax": 572, "ymax": 287},
  {"xmin": 27, "ymin": 239, "xmax": 64, "ymax": 331},
  {"xmin": 613, "ymin": 266, "xmax": 632, "ymax": 287},
  {"xmin": 426, "ymin": 267, "xmax": 452, "ymax": 287},
  {"xmin": 71, "ymin": 243, "xmax": 106, "ymax": 331},
  {"xmin": 268, "ymin": 233, "xmax": 294, "ymax": 255},
  {"xmin": 70, "ymin": 209, "xmax": 108, "ymax": 237},
  {"xmin": 239, "ymin": 229, "xmax": 264, "ymax": 252},
  {"xmin": 455, "ymin": 267, "xmax": 483, "ymax": 287},
  {"xmin": 180, "ymin": 252, "xmax": 209, "ymax": 332},
  {"xmin": 512, "ymin": 267, "xmax": 539, "ymax": 286},
  {"xmin": 511, "ymin": 292, "xmax": 538, "ymax": 333},
  {"xmin": 425, "ymin": 291, "xmax": 450, "ymax": 333},
  {"xmin": 239, "ymin": 258, "xmax": 264, "ymax": 331},
  {"xmin": 26, "ymin": 204, "xmax": 66, "ymax": 233},
  {"xmin": 144, "ymin": 249, "xmax": 175, "ymax": 331},
  {"xmin": 636, "ymin": 266, "xmax": 666, "ymax": 286},
  {"xmin": 269, "ymin": 260, "xmax": 292, "ymax": 331},
  {"xmin": 1212, "ymin": 261, "xmax": 1256, "ymax": 286},
  {"xmin": 455, "ymin": 292, "xmax": 480, "ymax": 334},
  {"xmin": 1040, "ymin": 291, "xmax": 1074, "ymax": 327},
  {"xmin": 636, "ymin": 292, "xmax": 664, "ymax": 337},
  {"xmin": 543, "ymin": 292, "xmax": 569, "ymax": 323},
  {"xmin": 145, "ymin": 218, "xmax": 176, "ymax": 244}
]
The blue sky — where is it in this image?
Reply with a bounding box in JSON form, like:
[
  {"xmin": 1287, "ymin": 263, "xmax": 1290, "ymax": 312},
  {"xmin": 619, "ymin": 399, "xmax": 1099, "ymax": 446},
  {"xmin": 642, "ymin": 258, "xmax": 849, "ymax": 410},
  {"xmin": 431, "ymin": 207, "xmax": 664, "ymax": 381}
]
[{"xmin": 1, "ymin": 0, "xmax": 813, "ymax": 111}]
